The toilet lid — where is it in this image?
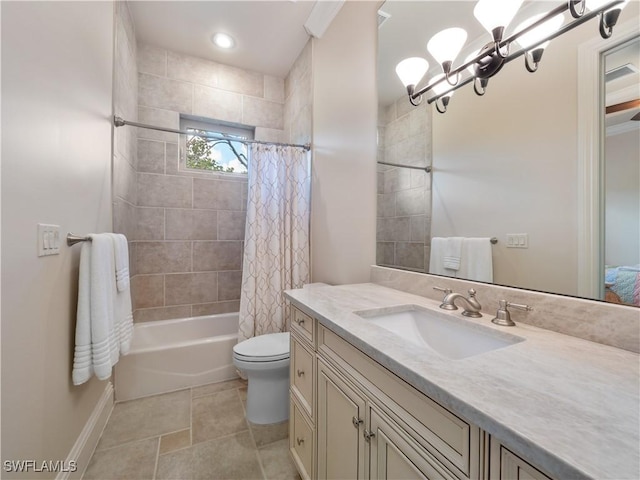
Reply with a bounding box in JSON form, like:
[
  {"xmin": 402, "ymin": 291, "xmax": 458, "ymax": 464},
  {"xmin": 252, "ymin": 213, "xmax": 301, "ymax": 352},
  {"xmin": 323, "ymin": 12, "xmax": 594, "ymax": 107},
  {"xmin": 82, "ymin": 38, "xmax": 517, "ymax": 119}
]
[{"xmin": 233, "ymin": 332, "xmax": 290, "ymax": 362}]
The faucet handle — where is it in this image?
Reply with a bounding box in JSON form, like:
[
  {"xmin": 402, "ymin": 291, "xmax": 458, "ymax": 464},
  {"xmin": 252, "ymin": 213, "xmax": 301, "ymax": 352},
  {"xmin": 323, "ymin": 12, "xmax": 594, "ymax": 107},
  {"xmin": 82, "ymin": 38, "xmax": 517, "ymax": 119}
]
[
  {"xmin": 467, "ymin": 288, "xmax": 477, "ymax": 297},
  {"xmin": 433, "ymin": 286, "xmax": 452, "ymax": 294},
  {"xmin": 492, "ymin": 299, "xmax": 533, "ymax": 326}
]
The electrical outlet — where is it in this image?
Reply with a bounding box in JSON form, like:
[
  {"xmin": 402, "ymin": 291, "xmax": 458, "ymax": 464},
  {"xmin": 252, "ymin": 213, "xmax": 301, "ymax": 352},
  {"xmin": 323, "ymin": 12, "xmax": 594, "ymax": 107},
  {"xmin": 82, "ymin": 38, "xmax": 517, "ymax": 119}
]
[
  {"xmin": 506, "ymin": 233, "xmax": 528, "ymax": 248},
  {"xmin": 38, "ymin": 224, "xmax": 61, "ymax": 256}
]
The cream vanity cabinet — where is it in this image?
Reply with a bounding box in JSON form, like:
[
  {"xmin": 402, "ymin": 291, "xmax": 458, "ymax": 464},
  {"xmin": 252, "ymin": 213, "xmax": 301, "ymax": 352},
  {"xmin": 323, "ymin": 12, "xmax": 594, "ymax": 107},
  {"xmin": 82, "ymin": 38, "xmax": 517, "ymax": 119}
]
[{"xmin": 289, "ymin": 305, "xmax": 555, "ymax": 480}]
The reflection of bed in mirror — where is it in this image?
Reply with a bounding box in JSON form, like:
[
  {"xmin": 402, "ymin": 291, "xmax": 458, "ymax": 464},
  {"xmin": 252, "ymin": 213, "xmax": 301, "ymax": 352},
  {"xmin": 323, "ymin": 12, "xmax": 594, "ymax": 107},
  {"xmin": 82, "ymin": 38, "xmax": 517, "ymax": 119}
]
[{"xmin": 605, "ymin": 265, "xmax": 640, "ymax": 306}]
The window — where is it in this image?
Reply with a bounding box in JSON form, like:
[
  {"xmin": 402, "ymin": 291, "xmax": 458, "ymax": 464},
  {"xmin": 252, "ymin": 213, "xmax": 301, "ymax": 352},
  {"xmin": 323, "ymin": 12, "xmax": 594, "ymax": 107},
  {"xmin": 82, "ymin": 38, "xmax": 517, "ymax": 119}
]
[{"xmin": 180, "ymin": 115, "xmax": 254, "ymax": 174}]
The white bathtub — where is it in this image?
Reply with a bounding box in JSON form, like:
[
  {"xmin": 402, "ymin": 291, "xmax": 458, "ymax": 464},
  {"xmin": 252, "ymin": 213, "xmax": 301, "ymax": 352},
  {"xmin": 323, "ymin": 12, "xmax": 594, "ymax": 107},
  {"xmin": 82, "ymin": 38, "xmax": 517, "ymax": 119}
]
[{"xmin": 114, "ymin": 313, "xmax": 239, "ymax": 401}]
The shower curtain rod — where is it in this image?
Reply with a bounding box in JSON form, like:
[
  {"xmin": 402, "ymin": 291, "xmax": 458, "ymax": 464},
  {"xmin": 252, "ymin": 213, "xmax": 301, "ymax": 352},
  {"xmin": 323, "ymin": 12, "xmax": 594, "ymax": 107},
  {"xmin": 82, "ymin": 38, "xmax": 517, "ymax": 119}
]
[
  {"xmin": 377, "ymin": 161, "xmax": 431, "ymax": 173},
  {"xmin": 113, "ymin": 116, "xmax": 311, "ymax": 151}
]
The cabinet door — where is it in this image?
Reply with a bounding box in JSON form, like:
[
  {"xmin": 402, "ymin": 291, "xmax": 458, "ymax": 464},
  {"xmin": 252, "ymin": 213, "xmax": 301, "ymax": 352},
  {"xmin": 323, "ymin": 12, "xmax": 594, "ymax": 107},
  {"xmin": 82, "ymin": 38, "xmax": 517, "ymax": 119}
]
[
  {"xmin": 369, "ymin": 406, "xmax": 458, "ymax": 480},
  {"xmin": 497, "ymin": 447, "xmax": 552, "ymax": 480},
  {"xmin": 317, "ymin": 359, "xmax": 367, "ymax": 480}
]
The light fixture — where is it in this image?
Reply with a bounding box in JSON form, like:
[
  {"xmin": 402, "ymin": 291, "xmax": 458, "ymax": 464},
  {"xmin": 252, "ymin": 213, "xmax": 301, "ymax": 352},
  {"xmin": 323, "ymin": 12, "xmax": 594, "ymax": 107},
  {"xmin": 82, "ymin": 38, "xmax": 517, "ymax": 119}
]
[
  {"xmin": 211, "ymin": 33, "xmax": 235, "ymax": 49},
  {"xmin": 427, "ymin": 28, "xmax": 468, "ymax": 85},
  {"xmin": 395, "ymin": 0, "xmax": 630, "ymax": 113},
  {"xmin": 515, "ymin": 13, "xmax": 565, "ymax": 72}
]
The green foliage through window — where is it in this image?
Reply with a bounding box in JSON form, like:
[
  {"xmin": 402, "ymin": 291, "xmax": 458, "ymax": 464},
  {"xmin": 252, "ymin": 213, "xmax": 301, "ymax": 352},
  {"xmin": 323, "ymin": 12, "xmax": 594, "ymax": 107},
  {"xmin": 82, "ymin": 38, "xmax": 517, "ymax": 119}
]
[{"xmin": 186, "ymin": 129, "xmax": 249, "ymax": 174}]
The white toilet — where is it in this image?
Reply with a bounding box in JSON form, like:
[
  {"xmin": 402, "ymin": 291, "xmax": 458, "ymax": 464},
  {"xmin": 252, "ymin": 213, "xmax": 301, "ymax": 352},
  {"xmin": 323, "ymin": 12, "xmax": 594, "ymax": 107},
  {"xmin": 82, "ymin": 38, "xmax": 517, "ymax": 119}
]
[{"xmin": 232, "ymin": 332, "xmax": 290, "ymax": 424}]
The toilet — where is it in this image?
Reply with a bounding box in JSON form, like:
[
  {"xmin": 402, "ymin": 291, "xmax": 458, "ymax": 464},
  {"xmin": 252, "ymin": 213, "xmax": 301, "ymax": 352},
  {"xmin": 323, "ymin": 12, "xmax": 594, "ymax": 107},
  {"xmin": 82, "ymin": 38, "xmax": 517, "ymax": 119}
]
[{"xmin": 232, "ymin": 332, "xmax": 290, "ymax": 424}]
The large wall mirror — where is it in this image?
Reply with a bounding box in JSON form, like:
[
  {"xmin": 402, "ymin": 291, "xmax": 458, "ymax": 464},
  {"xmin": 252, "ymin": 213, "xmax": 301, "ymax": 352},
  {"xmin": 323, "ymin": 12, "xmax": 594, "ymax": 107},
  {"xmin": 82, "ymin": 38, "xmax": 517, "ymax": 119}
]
[{"xmin": 376, "ymin": 1, "xmax": 639, "ymax": 306}]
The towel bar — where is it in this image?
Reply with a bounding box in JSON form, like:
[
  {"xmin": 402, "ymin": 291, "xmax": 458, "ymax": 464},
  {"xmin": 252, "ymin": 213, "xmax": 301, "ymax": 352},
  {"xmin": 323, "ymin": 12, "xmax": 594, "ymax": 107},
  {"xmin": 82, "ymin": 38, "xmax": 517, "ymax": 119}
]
[
  {"xmin": 490, "ymin": 237, "xmax": 498, "ymax": 244},
  {"xmin": 67, "ymin": 233, "xmax": 91, "ymax": 246}
]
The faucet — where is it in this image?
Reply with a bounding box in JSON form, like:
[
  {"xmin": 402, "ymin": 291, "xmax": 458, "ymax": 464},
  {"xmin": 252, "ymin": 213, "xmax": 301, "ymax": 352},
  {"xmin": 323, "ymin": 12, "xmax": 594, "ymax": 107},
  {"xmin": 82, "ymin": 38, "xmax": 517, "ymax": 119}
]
[{"xmin": 433, "ymin": 287, "xmax": 482, "ymax": 318}]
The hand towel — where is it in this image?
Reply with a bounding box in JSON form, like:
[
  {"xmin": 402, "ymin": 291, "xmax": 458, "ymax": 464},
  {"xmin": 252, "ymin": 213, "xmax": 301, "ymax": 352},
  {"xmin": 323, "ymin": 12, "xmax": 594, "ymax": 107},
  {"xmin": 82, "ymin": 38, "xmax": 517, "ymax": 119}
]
[
  {"xmin": 429, "ymin": 237, "xmax": 452, "ymax": 276},
  {"xmin": 107, "ymin": 233, "xmax": 134, "ymax": 354},
  {"xmin": 112, "ymin": 233, "xmax": 130, "ymax": 292},
  {"xmin": 458, "ymin": 238, "xmax": 493, "ymax": 283},
  {"xmin": 72, "ymin": 241, "xmax": 93, "ymax": 385},
  {"xmin": 443, "ymin": 237, "xmax": 463, "ymax": 271}
]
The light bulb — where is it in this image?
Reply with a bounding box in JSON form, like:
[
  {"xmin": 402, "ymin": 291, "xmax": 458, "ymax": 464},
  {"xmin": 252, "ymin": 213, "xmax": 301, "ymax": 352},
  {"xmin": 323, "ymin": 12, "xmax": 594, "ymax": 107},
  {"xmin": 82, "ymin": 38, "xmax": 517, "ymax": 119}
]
[
  {"xmin": 474, "ymin": 0, "xmax": 524, "ymax": 35},
  {"xmin": 429, "ymin": 74, "xmax": 455, "ymax": 98},
  {"xmin": 211, "ymin": 33, "xmax": 235, "ymax": 49},
  {"xmin": 427, "ymin": 28, "xmax": 468, "ymax": 66},
  {"xmin": 516, "ymin": 13, "xmax": 564, "ymax": 50},
  {"xmin": 395, "ymin": 57, "xmax": 429, "ymax": 87},
  {"xmin": 586, "ymin": 0, "xmax": 629, "ymax": 11}
]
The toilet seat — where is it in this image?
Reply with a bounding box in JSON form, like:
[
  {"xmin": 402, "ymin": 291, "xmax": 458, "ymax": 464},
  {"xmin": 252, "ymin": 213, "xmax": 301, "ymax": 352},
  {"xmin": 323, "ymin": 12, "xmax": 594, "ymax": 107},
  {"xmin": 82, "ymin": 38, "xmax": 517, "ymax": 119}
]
[{"xmin": 233, "ymin": 332, "xmax": 290, "ymax": 362}]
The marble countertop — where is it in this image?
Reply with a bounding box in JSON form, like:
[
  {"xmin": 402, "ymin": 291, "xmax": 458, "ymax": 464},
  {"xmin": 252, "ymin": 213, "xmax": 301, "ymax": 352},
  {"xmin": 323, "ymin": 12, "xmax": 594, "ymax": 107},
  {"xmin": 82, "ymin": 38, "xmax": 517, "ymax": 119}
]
[{"xmin": 284, "ymin": 283, "xmax": 640, "ymax": 480}]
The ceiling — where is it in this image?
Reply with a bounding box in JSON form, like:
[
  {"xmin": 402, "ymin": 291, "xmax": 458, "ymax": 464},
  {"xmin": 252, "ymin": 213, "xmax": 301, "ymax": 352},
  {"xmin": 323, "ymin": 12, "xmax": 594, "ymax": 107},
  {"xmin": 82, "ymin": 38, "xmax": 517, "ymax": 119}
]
[{"xmin": 128, "ymin": 1, "xmax": 317, "ymax": 78}]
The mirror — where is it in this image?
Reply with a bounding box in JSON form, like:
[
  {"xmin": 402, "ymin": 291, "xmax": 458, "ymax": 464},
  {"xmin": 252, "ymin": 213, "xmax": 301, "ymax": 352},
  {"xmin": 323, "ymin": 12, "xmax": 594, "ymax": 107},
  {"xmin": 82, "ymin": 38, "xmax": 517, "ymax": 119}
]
[{"xmin": 376, "ymin": 0, "xmax": 640, "ymax": 306}]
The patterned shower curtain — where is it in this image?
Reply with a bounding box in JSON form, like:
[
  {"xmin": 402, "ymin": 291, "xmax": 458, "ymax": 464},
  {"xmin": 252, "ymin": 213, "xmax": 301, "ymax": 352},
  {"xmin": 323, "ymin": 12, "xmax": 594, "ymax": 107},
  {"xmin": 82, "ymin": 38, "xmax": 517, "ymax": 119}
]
[{"xmin": 238, "ymin": 144, "xmax": 311, "ymax": 342}]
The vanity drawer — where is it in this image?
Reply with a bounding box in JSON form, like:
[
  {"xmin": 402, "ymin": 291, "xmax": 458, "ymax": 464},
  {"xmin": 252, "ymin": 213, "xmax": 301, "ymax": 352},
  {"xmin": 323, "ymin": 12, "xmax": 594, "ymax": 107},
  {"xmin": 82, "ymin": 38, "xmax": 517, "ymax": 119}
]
[
  {"xmin": 318, "ymin": 324, "xmax": 479, "ymax": 479},
  {"xmin": 291, "ymin": 335, "xmax": 315, "ymax": 418},
  {"xmin": 291, "ymin": 305, "xmax": 314, "ymax": 345},
  {"xmin": 290, "ymin": 398, "xmax": 314, "ymax": 480}
]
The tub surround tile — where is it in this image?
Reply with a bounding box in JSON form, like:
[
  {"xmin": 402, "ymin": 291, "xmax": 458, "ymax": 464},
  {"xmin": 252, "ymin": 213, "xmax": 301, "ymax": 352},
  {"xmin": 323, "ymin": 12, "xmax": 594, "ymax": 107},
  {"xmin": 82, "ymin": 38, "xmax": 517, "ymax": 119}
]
[
  {"xmin": 193, "ymin": 241, "xmax": 242, "ymax": 272},
  {"xmin": 84, "ymin": 438, "xmax": 158, "ymax": 480},
  {"xmin": 165, "ymin": 142, "xmax": 180, "ymax": 174},
  {"xmin": 138, "ymin": 44, "xmax": 167, "ymax": 77},
  {"xmin": 136, "ymin": 241, "xmax": 192, "ymax": 274},
  {"xmin": 395, "ymin": 242, "xmax": 425, "ymax": 271},
  {"xmin": 156, "ymin": 431, "xmax": 262, "ymax": 480},
  {"xmin": 135, "ymin": 207, "xmax": 164, "ymax": 241},
  {"xmin": 137, "ymin": 173, "xmax": 192, "ymax": 208},
  {"xmin": 134, "ymin": 305, "xmax": 192, "ymax": 324},
  {"xmin": 218, "ymin": 63, "xmax": 264, "ymax": 97},
  {"xmin": 192, "ymin": 84, "xmax": 243, "ymax": 124},
  {"xmin": 167, "ymin": 50, "xmax": 217, "ymax": 88},
  {"xmin": 192, "ymin": 379, "xmax": 246, "ymax": 399},
  {"xmin": 165, "ymin": 272, "xmax": 218, "ymax": 306},
  {"xmin": 113, "ymin": 197, "xmax": 137, "ymax": 242},
  {"xmin": 243, "ymin": 96, "xmax": 284, "ymax": 130},
  {"xmin": 217, "ymin": 270, "xmax": 243, "ymax": 301},
  {"xmin": 114, "ymin": 156, "xmax": 137, "ymax": 205},
  {"xmin": 97, "ymin": 390, "xmax": 191, "ymax": 450},
  {"xmin": 217, "ymin": 210, "xmax": 247, "ymax": 240},
  {"xmin": 131, "ymin": 274, "xmax": 164, "ymax": 310},
  {"xmin": 191, "ymin": 389, "xmax": 248, "ymax": 444},
  {"xmin": 139, "ymin": 73, "xmax": 192, "ymax": 113},
  {"xmin": 159, "ymin": 429, "xmax": 191, "ymax": 455},
  {"xmin": 193, "ymin": 178, "xmax": 243, "ymax": 210},
  {"xmin": 165, "ymin": 208, "xmax": 217, "ymax": 241},
  {"xmin": 192, "ymin": 300, "xmax": 241, "ymax": 317},
  {"xmin": 137, "ymin": 106, "xmax": 180, "ymax": 142},
  {"xmin": 137, "ymin": 138, "xmax": 165, "ymax": 174},
  {"xmin": 264, "ymin": 75, "xmax": 285, "ymax": 103}
]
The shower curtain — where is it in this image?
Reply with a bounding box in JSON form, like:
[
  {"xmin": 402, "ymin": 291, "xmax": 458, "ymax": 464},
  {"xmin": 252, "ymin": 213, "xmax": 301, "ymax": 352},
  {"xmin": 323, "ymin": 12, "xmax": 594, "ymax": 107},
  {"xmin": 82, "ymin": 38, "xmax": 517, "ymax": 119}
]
[{"xmin": 238, "ymin": 144, "xmax": 311, "ymax": 342}]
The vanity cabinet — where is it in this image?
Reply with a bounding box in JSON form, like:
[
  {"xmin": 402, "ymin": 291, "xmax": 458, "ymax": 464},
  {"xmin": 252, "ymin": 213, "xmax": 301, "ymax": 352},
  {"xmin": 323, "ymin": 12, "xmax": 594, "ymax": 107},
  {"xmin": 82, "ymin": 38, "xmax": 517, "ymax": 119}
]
[{"xmin": 489, "ymin": 438, "xmax": 552, "ymax": 480}]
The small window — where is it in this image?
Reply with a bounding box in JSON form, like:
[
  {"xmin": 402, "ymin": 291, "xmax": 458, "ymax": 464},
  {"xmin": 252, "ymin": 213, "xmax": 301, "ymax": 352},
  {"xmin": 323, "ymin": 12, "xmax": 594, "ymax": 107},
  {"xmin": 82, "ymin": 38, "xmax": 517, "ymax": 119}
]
[{"xmin": 180, "ymin": 115, "xmax": 253, "ymax": 174}]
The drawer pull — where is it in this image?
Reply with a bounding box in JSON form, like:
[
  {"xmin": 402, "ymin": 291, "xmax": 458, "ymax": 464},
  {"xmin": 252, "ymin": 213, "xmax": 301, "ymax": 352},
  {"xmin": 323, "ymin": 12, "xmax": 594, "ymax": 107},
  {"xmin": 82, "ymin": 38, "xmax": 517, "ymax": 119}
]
[
  {"xmin": 352, "ymin": 416, "xmax": 363, "ymax": 428},
  {"xmin": 296, "ymin": 437, "xmax": 305, "ymax": 446},
  {"xmin": 297, "ymin": 369, "xmax": 305, "ymax": 377},
  {"xmin": 296, "ymin": 318, "xmax": 305, "ymax": 326},
  {"xmin": 364, "ymin": 429, "xmax": 375, "ymax": 442}
]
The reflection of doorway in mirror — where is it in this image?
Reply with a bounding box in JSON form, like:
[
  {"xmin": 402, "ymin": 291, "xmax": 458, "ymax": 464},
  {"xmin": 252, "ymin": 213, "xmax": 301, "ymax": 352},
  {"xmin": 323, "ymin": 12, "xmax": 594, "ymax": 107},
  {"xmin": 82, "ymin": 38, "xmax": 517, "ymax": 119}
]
[{"xmin": 603, "ymin": 37, "xmax": 640, "ymax": 307}]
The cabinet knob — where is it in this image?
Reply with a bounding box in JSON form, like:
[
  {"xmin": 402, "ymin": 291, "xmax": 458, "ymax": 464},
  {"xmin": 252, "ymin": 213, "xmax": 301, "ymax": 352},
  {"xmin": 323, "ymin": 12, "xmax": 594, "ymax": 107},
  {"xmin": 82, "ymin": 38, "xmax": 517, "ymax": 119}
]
[
  {"xmin": 352, "ymin": 416, "xmax": 363, "ymax": 428},
  {"xmin": 364, "ymin": 429, "xmax": 375, "ymax": 442},
  {"xmin": 296, "ymin": 318, "xmax": 305, "ymax": 326},
  {"xmin": 297, "ymin": 369, "xmax": 305, "ymax": 377},
  {"xmin": 296, "ymin": 437, "xmax": 304, "ymax": 446}
]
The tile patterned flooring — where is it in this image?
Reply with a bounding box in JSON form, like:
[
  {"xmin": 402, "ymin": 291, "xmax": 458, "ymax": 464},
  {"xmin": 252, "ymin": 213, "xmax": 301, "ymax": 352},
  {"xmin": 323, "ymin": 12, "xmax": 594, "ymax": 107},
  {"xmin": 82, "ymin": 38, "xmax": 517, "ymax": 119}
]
[{"xmin": 84, "ymin": 379, "xmax": 300, "ymax": 480}]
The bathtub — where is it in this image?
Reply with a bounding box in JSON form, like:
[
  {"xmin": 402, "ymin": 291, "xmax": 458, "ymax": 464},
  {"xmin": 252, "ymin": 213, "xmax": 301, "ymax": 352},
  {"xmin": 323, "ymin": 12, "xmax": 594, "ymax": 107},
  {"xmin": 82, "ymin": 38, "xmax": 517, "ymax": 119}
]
[{"xmin": 114, "ymin": 313, "xmax": 239, "ymax": 401}]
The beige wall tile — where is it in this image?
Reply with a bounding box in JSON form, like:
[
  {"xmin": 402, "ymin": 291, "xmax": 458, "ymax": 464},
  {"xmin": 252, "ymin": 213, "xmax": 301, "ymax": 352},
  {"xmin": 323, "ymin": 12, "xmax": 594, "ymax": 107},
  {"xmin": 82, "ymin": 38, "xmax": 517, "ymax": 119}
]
[
  {"xmin": 138, "ymin": 44, "xmax": 167, "ymax": 76},
  {"xmin": 218, "ymin": 63, "xmax": 263, "ymax": 97},
  {"xmin": 217, "ymin": 211, "xmax": 246, "ymax": 240},
  {"xmin": 139, "ymin": 73, "xmax": 192, "ymax": 113},
  {"xmin": 193, "ymin": 178, "xmax": 243, "ymax": 210},
  {"xmin": 165, "ymin": 272, "xmax": 218, "ymax": 305},
  {"xmin": 114, "ymin": 154, "xmax": 137, "ymax": 205},
  {"xmin": 131, "ymin": 274, "xmax": 164, "ymax": 310},
  {"xmin": 192, "ymin": 85, "xmax": 242, "ymax": 124},
  {"xmin": 137, "ymin": 241, "xmax": 192, "ymax": 274},
  {"xmin": 290, "ymin": 105, "xmax": 312, "ymax": 145},
  {"xmin": 138, "ymin": 106, "xmax": 180, "ymax": 142},
  {"xmin": 395, "ymin": 242, "xmax": 425, "ymax": 270},
  {"xmin": 138, "ymin": 139, "xmax": 165, "ymax": 174},
  {"xmin": 410, "ymin": 215, "xmax": 427, "ymax": 243},
  {"xmin": 264, "ymin": 75, "xmax": 285, "ymax": 103},
  {"xmin": 138, "ymin": 173, "xmax": 192, "ymax": 208},
  {"xmin": 254, "ymin": 127, "xmax": 287, "ymax": 143},
  {"xmin": 396, "ymin": 188, "xmax": 426, "ymax": 216},
  {"xmin": 165, "ymin": 208, "xmax": 217, "ymax": 240},
  {"xmin": 167, "ymin": 51, "xmax": 217, "ymax": 88},
  {"xmin": 113, "ymin": 197, "xmax": 137, "ymax": 241},
  {"xmin": 218, "ymin": 270, "xmax": 242, "ymax": 301},
  {"xmin": 136, "ymin": 207, "xmax": 165, "ymax": 241},
  {"xmin": 192, "ymin": 300, "xmax": 240, "ymax": 317},
  {"xmin": 134, "ymin": 305, "xmax": 192, "ymax": 323},
  {"xmin": 193, "ymin": 241, "xmax": 242, "ymax": 272},
  {"xmin": 243, "ymin": 96, "xmax": 284, "ymax": 129},
  {"xmin": 377, "ymin": 193, "xmax": 395, "ymax": 218},
  {"xmin": 377, "ymin": 217, "xmax": 411, "ymax": 242},
  {"xmin": 165, "ymin": 142, "xmax": 180, "ymax": 175},
  {"xmin": 376, "ymin": 242, "xmax": 395, "ymax": 265}
]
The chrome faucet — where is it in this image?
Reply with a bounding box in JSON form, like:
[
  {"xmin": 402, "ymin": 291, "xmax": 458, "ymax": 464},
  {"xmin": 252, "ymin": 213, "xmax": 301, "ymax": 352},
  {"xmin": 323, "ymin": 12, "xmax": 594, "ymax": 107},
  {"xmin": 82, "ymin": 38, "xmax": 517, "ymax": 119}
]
[{"xmin": 433, "ymin": 287, "xmax": 482, "ymax": 318}]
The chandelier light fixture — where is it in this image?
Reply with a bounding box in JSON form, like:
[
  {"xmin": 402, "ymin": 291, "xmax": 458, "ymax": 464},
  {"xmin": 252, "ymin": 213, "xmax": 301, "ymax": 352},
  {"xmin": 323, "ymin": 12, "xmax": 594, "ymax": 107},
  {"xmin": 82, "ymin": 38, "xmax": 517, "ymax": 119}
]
[{"xmin": 395, "ymin": 0, "xmax": 630, "ymax": 113}]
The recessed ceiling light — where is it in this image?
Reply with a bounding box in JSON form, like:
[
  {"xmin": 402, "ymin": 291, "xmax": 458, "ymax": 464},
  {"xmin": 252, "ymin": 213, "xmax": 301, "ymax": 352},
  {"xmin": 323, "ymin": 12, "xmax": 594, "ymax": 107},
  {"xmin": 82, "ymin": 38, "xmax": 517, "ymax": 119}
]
[{"xmin": 211, "ymin": 33, "xmax": 235, "ymax": 49}]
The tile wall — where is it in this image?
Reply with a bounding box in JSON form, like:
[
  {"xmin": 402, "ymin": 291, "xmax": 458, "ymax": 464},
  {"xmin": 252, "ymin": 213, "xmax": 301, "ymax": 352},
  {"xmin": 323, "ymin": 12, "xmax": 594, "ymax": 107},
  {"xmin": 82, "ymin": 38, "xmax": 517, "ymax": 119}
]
[
  {"xmin": 123, "ymin": 43, "xmax": 287, "ymax": 322},
  {"xmin": 376, "ymin": 98, "xmax": 432, "ymax": 272},
  {"xmin": 284, "ymin": 40, "xmax": 312, "ymax": 145}
]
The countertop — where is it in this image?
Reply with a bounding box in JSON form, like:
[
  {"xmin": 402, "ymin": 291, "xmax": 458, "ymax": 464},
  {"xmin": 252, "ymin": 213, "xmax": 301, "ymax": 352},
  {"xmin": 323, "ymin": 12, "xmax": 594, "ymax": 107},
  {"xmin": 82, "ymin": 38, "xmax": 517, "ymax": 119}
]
[{"xmin": 284, "ymin": 283, "xmax": 640, "ymax": 480}]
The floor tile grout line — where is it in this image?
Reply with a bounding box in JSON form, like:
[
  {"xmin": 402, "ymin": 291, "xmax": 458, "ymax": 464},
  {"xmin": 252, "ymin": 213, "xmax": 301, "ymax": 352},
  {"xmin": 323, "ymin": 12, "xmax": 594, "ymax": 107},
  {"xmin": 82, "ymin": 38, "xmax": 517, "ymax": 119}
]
[
  {"xmin": 152, "ymin": 436, "xmax": 161, "ymax": 480},
  {"xmin": 94, "ymin": 428, "xmax": 188, "ymax": 454},
  {"xmin": 237, "ymin": 387, "xmax": 268, "ymax": 480}
]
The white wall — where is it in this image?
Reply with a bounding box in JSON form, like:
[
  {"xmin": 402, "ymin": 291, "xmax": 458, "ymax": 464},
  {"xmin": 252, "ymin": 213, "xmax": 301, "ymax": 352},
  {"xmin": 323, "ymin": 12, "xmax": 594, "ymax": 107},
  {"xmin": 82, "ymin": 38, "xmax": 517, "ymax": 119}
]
[
  {"xmin": 431, "ymin": 3, "xmax": 639, "ymax": 296},
  {"xmin": 1, "ymin": 1, "xmax": 114, "ymax": 474},
  {"xmin": 605, "ymin": 128, "xmax": 640, "ymax": 266},
  {"xmin": 311, "ymin": 1, "xmax": 380, "ymax": 285}
]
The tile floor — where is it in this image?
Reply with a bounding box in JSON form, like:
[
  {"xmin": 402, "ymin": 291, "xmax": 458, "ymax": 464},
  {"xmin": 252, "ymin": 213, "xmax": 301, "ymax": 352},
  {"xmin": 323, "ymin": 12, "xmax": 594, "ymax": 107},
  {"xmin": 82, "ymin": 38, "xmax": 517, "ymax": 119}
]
[{"xmin": 84, "ymin": 379, "xmax": 300, "ymax": 480}]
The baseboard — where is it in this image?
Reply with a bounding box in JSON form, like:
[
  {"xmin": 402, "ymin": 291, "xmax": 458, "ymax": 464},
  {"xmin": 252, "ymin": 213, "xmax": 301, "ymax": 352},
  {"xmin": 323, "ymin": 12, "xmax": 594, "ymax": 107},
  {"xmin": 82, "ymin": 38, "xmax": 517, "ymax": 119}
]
[{"xmin": 56, "ymin": 382, "xmax": 114, "ymax": 480}]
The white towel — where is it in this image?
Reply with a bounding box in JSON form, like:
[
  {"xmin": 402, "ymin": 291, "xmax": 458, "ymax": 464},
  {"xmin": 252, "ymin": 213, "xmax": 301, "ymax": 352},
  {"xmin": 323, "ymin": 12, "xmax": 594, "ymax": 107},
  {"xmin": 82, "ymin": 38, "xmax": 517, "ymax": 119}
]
[
  {"xmin": 443, "ymin": 237, "xmax": 463, "ymax": 271},
  {"xmin": 429, "ymin": 237, "xmax": 451, "ymax": 276},
  {"xmin": 112, "ymin": 233, "xmax": 130, "ymax": 292},
  {"xmin": 72, "ymin": 234, "xmax": 120, "ymax": 385},
  {"xmin": 107, "ymin": 233, "xmax": 134, "ymax": 354},
  {"xmin": 458, "ymin": 238, "xmax": 493, "ymax": 283}
]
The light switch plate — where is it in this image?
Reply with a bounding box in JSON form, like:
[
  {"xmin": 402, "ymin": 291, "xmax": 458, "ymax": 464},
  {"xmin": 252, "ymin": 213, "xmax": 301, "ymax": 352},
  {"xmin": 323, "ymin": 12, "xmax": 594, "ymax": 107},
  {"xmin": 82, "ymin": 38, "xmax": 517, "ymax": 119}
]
[
  {"xmin": 506, "ymin": 233, "xmax": 528, "ymax": 248},
  {"xmin": 38, "ymin": 224, "xmax": 61, "ymax": 256}
]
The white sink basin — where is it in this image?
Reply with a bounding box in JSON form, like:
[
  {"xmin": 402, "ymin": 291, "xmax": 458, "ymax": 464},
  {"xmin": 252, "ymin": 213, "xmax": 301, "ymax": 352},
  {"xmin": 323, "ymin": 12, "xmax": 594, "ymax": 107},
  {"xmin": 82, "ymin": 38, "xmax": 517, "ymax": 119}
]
[{"xmin": 355, "ymin": 305, "xmax": 524, "ymax": 360}]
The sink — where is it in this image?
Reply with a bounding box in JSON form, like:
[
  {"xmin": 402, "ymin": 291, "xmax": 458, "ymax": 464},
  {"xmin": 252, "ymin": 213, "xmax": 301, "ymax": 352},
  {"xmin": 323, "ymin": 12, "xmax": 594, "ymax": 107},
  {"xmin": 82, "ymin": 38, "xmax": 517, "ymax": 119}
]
[{"xmin": 355, "ymin": 305, "xmax": 524, "ymax": 360}]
